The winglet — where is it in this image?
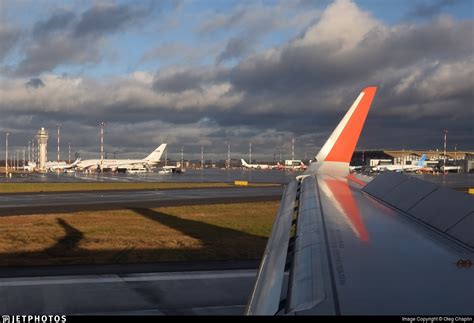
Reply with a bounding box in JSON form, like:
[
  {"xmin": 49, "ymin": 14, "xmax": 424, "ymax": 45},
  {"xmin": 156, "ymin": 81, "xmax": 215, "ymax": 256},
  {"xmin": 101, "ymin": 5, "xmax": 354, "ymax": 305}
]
[{"xmin": 307, "ymin": 87, "xmax": 377, "ymax": 175}]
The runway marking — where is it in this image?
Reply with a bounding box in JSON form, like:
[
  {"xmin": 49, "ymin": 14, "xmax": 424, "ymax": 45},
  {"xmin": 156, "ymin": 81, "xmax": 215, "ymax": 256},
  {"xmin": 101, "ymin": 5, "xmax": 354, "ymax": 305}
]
[{"xmin": 0, "ymin": 271, "xmax": 257, "ymax": 287}]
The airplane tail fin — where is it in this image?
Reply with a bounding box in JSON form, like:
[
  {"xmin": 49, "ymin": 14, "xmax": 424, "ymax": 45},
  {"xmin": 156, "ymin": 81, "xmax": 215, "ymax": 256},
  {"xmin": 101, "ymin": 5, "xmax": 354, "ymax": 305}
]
[
  {"xmin": 71, "ymin": 158, "xmax": 81, "ymax": 166},
  {"xmin": 306, "ymin": 87, "xmax": 377, "ymax": 175},
  {"xmin": 144, "ymin": 144, "xmax": 167, "ymax": 162},
  {"xmin": 241, "ymin": 159, "xmax": 249, "ymax": 166},
  {"xmin": 417, "ymin": 154, "xmax": 427, "ymax": 167}
]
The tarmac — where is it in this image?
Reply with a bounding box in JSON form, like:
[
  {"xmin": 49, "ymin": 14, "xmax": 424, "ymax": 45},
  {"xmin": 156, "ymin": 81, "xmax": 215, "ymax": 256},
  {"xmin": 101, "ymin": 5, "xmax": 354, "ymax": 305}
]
[
  {"xmin": 0, "ymin": 268, "xmax": 259, "ymax": 315},
  {"xmin": 0, "ymin": 186, "xmax": 283, "ymax": 216}
]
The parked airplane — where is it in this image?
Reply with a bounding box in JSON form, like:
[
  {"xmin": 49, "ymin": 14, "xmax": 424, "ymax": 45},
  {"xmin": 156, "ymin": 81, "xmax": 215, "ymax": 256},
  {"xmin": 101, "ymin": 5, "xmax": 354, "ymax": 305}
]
[
  {"xmin": 275, "ymin": 161, "xmax": 307, "ymax": 171},
  {"xmin": 437, "ymin": 160, "xmax": 462, "ymax": 173},
  {"xmin": 75, "ymin": 144, "xmax": 167, "ymax": 172},
  {"xmin": 246, "ymin": 87, "xmax": 473, "ymax": 315},
  {"xmin": 47, "ymin": 158, "xmax": 81, "ymax": 171},
  {"xmin": 241, "ymin": 159, "xmax": 274, "ymax": 169},
  {"xmin": 373, "ymin": 154, "xmax": 428, "ymax": 172}
]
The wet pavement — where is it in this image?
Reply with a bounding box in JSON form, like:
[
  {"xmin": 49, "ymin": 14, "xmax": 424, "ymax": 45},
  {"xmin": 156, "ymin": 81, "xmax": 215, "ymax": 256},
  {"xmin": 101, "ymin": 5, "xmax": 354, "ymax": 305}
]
[{"xmin": 1, "ymin": 168, "xmax": 301, "ymax": 184}]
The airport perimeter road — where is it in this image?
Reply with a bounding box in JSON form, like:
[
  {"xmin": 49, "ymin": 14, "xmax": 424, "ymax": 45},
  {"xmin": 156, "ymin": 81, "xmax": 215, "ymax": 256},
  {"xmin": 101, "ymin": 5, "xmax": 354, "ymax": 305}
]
[
  {"xmin": 0, "ymin": 269, "xmax": 258, "ymax": 315},
  {"xmin": 0, "ymin": 186, "xmax": 284, "ymax": 215}
]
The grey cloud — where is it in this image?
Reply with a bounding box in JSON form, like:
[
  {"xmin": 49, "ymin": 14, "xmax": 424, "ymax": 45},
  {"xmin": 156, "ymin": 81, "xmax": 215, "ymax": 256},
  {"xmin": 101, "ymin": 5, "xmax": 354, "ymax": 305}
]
[
  {"xmin": 408, "ymin": 0, "xmax": 465, "ymax": 19},
  {"xmin": 13, "ymin": 3, "xmax": 153, "ymax": 76},
  {"xmin": 198, "ymin": 8, "xmax": 246, "ymax": 34},
  {"xmin": 74, "ymin": 3, "xmax": 148, "ymax": 37},
  {"xmin": 15, "ymin": 35, "xmax": 103, "ymax": 76},
  {"xmin": 198, "ymin": 2, "xmax": 292, "ymax": 36},
  {"xmin": 216, "ymin": 36, "xmax": 253, "ymax": 63},
  {"xmin": 230, "ymin": 18, "xmax": 473, "ymax": 96},
  {"xmin": 199, "ymin": 2, "xmax": 314, "ymax": 64},
  {"xmin": 153, "ymin": 67, "xmax": 228, "ymax": 93},
  {"xmin": 153, "ymin": 71, "xmax": 205, "ymax": 93},
  {"xmin": 0, "ymin": 25, "xmax": 20, "ymax": 61},
  {"xmin": 32, "ymin": 11, "xmax": 76, "ymax": 38},
  {"xmin": 25, "ymin": 77, "xmax": 45, "ymax": 89}
]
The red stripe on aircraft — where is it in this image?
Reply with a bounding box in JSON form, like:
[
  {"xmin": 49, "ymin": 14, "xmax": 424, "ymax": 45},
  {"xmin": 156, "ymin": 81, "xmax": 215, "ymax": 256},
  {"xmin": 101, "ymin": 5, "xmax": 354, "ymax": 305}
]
[
  {"xmin": 326, "ymin": 178, "xmax": 369, "ymax": 242},
  {"xmin": 325, "ymin": 86, "xmax": 377, "ymax": 163},
  {"xmin": 347, "ymin": 174, "xmax": 367, "ymax": 187}
]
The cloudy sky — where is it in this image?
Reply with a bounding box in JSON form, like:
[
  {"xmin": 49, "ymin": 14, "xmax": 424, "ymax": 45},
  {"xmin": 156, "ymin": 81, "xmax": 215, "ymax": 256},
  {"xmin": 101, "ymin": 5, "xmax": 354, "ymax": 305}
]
[{"xmin": 0, "ymin": 0, "xmax": 472, "ymax": 161}]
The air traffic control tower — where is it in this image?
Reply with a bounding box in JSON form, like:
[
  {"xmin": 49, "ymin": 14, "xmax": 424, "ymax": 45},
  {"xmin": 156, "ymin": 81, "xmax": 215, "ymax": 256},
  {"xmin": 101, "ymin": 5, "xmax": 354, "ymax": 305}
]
[{"xmin": 37, "ymin": 127, "xmax": 48, "ymax": 170}]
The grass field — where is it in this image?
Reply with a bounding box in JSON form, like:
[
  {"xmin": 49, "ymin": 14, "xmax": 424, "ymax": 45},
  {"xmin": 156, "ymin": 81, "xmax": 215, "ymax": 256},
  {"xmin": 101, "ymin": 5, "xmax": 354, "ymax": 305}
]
[
  {"xmin": 0, "ymin": 182, "xmax": 279, "ymax": 194},
  {"xmin": 0, "ymin": 201, "xmax": 280, "ymax": 266}
]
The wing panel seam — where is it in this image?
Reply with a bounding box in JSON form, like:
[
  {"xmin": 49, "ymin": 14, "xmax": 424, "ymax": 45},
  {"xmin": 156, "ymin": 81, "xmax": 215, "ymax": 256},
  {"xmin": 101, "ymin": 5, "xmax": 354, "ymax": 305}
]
[{"xmin": 315, "ymin": 176, "xmax": 341, "ymax": 315}]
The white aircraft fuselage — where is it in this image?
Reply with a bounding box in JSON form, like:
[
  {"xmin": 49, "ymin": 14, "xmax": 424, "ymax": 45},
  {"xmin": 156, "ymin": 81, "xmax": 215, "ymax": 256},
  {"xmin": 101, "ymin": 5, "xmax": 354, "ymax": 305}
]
[{"xmin": 75, "ymin": 144, "xmax": 167, "ymax": 172}]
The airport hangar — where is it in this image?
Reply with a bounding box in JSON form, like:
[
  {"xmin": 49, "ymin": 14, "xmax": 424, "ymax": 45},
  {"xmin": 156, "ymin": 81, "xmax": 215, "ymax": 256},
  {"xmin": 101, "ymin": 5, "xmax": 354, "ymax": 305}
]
[{"xmin": 351, "ymin": 149, "xmax": 474, "ymax": 172}]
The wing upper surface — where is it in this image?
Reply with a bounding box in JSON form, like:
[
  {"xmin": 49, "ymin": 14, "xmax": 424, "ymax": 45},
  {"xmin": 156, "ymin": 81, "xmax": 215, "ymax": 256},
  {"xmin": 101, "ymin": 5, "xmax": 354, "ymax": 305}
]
[{"xmin": 248, "ymin": 174, "xmax": 474, "ymax": 315}]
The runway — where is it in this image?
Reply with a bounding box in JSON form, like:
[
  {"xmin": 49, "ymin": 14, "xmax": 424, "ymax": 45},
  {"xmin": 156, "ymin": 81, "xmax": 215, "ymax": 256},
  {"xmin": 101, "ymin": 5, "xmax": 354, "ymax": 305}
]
[
  {"xmin": 0, "ymin": 186, "xmax": 284, "ymax": 215},
  {"xmin": 0, "ymin": 269, "xmax": 259, "ymax": 315}
]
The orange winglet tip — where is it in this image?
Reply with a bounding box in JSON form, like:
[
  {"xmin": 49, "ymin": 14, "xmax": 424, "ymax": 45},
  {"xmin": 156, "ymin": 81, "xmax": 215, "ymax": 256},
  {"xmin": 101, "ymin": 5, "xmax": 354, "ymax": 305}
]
[{"xmin": 324, "ymin": 86, "xmax": 377, "ymax": 163}]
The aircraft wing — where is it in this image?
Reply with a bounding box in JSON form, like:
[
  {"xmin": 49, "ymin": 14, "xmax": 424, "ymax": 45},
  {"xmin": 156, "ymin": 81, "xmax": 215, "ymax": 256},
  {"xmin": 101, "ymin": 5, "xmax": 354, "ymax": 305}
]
[
  {"xmin": 116, "ymin": 162, "xmax": 150, "ymax": 170},
  {"xmin": 247, "ymin": 172, "xmax": 473, "ymax": 315},
  {"xmin": 61, "ymin": 159, "xmax": 81, "ymax": 169},
  {"xmin": 116, "ymin": 162, "xmax": 144, "ymax": 168},
  {"xmin": 78, "ymin": 162, "xmax": 99, "ymax": 170},
  {"xmin": 246, "ymin": 87, "xmax": 473, "ymax": 315}
]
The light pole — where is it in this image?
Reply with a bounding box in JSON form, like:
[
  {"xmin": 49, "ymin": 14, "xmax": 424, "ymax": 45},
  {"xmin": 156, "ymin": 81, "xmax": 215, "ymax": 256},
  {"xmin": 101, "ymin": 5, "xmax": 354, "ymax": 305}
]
[
  {"xmin": 201, "ymin": 146, "xmax": 204, "ymax": 169},
  {"xmin": 249, "ymin": 142, "xmax": 252, "ymax": 164},
  {"xmin": 32, "ymin": 138, "xmax": 36, "ymax": 164},
  {"xmin": 57, "ymin": 124, "xmax": 61, "ymax": 170},
  {"xmin": 443, "ymin": 130, "xmax": 448, "ymax": 173},
  {"xmin": 31, "ymin": 139, "xmax": 34, "ymax": 164},
  {"xmin": 68, "ymin": 143, "xmax": 71, "ymax": 164},
  {"xmin": 100, "ymin": 122, "xmax": 105, "ymax": 171},
  {"xmin": 292, "ymin": 137, "xmax": 295, "ymax": 161},
  {"xmin": 5, "ymin": 133, "xmax": 9, "ymax": 177},
  {"xmin": 227, "ymin": 143, "xmax": 230, "ymax": 169}
]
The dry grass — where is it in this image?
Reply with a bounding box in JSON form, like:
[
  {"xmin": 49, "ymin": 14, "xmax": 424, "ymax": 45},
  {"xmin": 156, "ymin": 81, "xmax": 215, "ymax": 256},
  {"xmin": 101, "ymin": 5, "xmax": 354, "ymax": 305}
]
[
  {"xmin": 0, "ymin": 182, "xmax": 278, "ymax": 193},
  {"xmin": 0, "ymin": 201, "xmax": 280, "ymax": 266}
]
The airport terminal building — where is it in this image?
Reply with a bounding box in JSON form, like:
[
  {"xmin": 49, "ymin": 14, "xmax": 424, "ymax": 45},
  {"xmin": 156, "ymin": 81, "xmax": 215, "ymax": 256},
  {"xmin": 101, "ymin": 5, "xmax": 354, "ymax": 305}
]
[{"xmin": 351, "ymin": 150, "xmax": 474, "ymax": 172}]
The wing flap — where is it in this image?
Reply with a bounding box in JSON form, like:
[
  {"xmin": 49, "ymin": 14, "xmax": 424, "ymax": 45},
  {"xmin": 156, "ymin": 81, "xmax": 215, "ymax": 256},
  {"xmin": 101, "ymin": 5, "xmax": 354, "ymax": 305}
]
[
  {"xmin": 245, "ymin": 180, "xmax": 298, "ymax": 315},
  {"xmin": 287, "ymin": 176, "xmax": 328, "ymax": 313}
]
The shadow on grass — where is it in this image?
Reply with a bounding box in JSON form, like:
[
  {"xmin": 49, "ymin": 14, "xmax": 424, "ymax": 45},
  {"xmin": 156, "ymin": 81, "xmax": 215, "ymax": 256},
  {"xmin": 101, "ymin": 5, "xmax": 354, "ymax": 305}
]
[
  {"xmin": 129, "ymin": 207, "xmax": 265, "ymax": 245},
  {"xmin": 0, "ymin": 208, "xmax": 269, "ymax": 266},
  {"xmin": 45, "ymin": 218, "xmax": 84, "ymax": 256}
]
